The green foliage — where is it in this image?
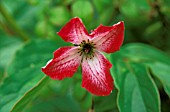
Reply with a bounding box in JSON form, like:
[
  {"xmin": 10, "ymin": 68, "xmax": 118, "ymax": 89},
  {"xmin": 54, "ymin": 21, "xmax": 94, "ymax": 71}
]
[
  {"xmin": 72, "ymin": 0, "xmax": 93, "ymax": 25},
  {"xmin": 11, "ymin": 76, "xmax": 50, "ymax": 112},
  {"xmin": 0, "ymin": 35, "xmax": 22, "ymax": 78},
  {"xmin": 110, "ymin": 43, "xmax": 170, "ymax": 112},
  {"xmin": 0, "ymin": 39, "xmax": 59, "ymax": 112},
  {"xmin": 111, "ymin": 62, "xmax": 160, "ymax": 112},
  {"xmin": 120, "ymin": 0, "xmax": 150, "ymax": 18},
  {"xmin": 94, "ymin": 89, "xmax": 119, "ymax": 112},
  {"xmin": 150, "ymin": 63, "xmax": 170, "ymax": 97},
  {"xmin": 0, "ymin": 0, "xmax": 170, "ymax": 112},
  {"xmin": 49, "ymin": 6, "xmax": 71, "ymax": 26}
]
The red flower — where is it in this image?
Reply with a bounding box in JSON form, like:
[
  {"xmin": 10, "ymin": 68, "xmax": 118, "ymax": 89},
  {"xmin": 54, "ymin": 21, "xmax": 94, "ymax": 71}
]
[{"xmin": 42, "ymin": 17, "xmax": 124, "ymax": 96}]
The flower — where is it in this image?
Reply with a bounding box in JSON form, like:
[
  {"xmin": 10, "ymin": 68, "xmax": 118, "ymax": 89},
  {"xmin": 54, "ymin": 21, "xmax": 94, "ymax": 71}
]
[{"xmin": 42, "ymin": 17, "xmax": 124, "ymax": 96}]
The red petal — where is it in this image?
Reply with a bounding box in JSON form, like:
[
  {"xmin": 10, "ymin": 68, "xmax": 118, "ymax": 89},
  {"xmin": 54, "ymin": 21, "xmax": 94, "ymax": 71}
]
[
  {"xmin": 42, "ymin": 47, "xmax": 81, "ymax": 80},
  {"xmin": 57, "ymin": 17, "xmax": 89, "ymax": 44},
  {"xmin": 81, "ymin": 51, "xmax": 113, "ymax": 96},
  {"xmin": 91, "ymin": 21, "xmax": 124, "ymax": 53}
]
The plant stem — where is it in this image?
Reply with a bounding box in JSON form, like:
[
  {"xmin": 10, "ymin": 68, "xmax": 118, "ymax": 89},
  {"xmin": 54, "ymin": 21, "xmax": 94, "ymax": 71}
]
[
  {"xmin": 88, "ymin": 95, "xmax": 95, "ymax": 112},
  {"xmin": 0, "ymin": 2, "xmax": 30, "ymax": 41}
]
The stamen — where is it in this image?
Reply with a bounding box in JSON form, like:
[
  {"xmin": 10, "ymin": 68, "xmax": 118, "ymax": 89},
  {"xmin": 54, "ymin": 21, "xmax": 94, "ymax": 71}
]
[
  {"xmin": 82, "ymin": 40, "xmax": 86, "ymax": 43},
  {"xmin": 80, "ymin": 52, "xmax": 83, "ymax": 56},
  {"xmin": 74, "ymin": 44, "xmax": 79, "ymax": 46},
  {"xmin": 79, "ymin": 39, "xmax": 95, "ymax": 59}
]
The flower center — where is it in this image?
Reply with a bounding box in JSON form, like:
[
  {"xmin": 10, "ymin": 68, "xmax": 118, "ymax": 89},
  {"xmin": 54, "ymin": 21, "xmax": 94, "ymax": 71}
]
[
  {"xmin": 82, "ymin": 42, "xmax": 93, "ymax": 54},
  {"xmin": 75, "ymin": 39, "xmax": 96, "ymax": 59}
]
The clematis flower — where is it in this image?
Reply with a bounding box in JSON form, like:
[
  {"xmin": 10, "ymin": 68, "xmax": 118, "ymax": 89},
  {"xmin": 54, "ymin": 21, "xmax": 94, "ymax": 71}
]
[{"xmin": 42, "ymin": 17, "xmax": 124, "ymax": 96}]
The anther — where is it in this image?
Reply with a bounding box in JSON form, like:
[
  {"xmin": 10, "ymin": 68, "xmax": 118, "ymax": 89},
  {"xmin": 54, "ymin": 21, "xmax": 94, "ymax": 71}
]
[
  {"xmin": 82, "ymin": 40, "xmax": 86, "ymax": 43},
  {"xmin": 80, "ymin": 52, "xmax": 83, "ymax": 56}
]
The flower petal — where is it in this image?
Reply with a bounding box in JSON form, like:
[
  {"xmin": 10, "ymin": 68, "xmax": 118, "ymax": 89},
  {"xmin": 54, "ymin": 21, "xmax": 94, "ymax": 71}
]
[
  {"xmin": 81, "ymin": 51, "xmax": 113, "ymax": 96},
  {"xmin": 42, "ymin": 46, "xmax": 81, "ymax": 80},
  {"xmin": 91, "ymin": 21, "xmax": 124, "ymax": 53},
  {"xmin": 57, "ymin": 17, "xmax": 89, "ymax": 44}
]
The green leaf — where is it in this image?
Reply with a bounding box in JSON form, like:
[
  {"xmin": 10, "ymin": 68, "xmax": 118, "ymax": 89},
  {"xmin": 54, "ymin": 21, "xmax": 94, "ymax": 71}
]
[
  {"xmin": 120, "ymin": 0, "xmax": 150, "ymax": 18},
  {"xmin": 73, "ymin": 82, "xmax": 91, "ymax": 111},
  {"xmin": 144, "ymin": 22, "xmax": 162, "ymax": 39},
  {"xmin": 110, "ymin": 61, "xmax": 160, "ymax": 112},
  {"xmin": 162, "ymin": 2, "xmax": 170, "ymax": 19},
  {"xmin": 49, "ymin": 78, "xmax": 73, "ymax": 96},
  {"xmin": 0, "ymin": 35, "xmax": 22, "ymax": 82},
  {"xmin": 149, "ymin": 62, "xmax": 170, "ymax": 97},
  {"xmin": 79, "ymin": 93, "xmax": 92, "ymax": 111},
  {"xmin": 114, "ymin": 43, "xmax": 170, "ymax": 97},
  {"xmin": 109, "ymin": 43, "xmax": 170, "ymax": 112},
  {"xmin": 95, "ymin": 89, "xmax": 119, "ymax": 112},
  {"xmin": 73, "ymin": 81, "xmax": 87, "ymax": 101},
  {"xmin": 11, "ymin": 76, "xmax": 50, "ymax": 112},
  {"xmin": 24, "ymin": 94, "xmax": 82, "ymax": 112},
  {"xmin": 117, "ymin": 43, "xmax": 170, "ymax": 65},
  {"xmin": 35, "ymin": 20, "xmax": 54, "ymax": 38},
  {"xmin": 72, "ymin": 0, "xmax": 93, "ymax": 24},
  {"xmin": 93, "ymin": 0, "xmax": 113, "ymax": 13},
  {"xmin": 0, "ymin": 39, "xmax": 59, "ymax": 112},
  {"xmin": 62, "ymin": 0, "xmax": 74, "ymax": 5},
  {"xmin": 97, "ymin": 7, "xmax": 114, "ymax": 25},
  {"xmin": 49, "ymin": 6, "xmax": 71, "ymax": 26}
]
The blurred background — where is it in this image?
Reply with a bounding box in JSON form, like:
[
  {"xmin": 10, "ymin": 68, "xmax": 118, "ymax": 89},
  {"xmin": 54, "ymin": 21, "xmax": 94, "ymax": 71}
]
[{"xmin": 0, "ymin": 0, "xmax": 170, "ymax": 112}]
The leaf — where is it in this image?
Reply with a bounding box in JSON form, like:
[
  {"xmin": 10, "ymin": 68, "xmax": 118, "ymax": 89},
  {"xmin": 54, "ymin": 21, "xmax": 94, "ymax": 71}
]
[
  {"xmin": 49, "ymin": 6, "xmax": 71, "ymax": 26},
  {"xmin": 24, "ymin": 94, "xmax": 82, "ymax": 112},
  {"xmin": 93, "ymin": 0, "xmax": 113, "ymax": 13},
  {"xmin": 149, "ymin": 62, "xmax": 170, "ymax": 97},
  {"xmin": 72, "ymin": 0, "xmax": 93, "ymax": 24},
  {"xmin": 22, "ymin": 78, "xmax": 82, "ymax": 112},
  {"xmin": 120, "ymin": 0, "xmax": 150, "ymax": 18},
  {"xmin": 98, "ymin": 7, "xmax": 114, "ymax": 25},
  {"xmin": 0, "ymin": 35, "xmax": 22, "ymax": 82},
  {"xmin": 49, "ymin": 78, "xmax": 73, "ymax": 96},
  {"xmin": 11, "ymin": 76, "xmax": 50, "ymax": 112},
  {"xmin": 62, "ymin": 0, "xmax": 73, "ymax": 5},
  {"xmin": 73, "ymin": 82, "xmax": 91, "ymax": 111},
  {"xmin": 95, "ymin": 89, "xmax": 119, "ymax": 112},
  {"xmin": 114, "ymin": 43, "xmax": 170, "ymax": 97},
  {"xmin": 109, "ymin": 43, "xmax": 170, "ymax": 112},
  {"xmin": 117, "ymin": 43, "xmax": 170, "ymax": 65},
  {"xmin": 0, "ymin": 39, "xmax": 59, "ymax": 112},
  {"xmin": 73, "ymin": 81, "xmax": 87, "ymax": 101},
  {"xmin": 144, "ymin": 22, "xmax": 162, "ymax": 39},
  {"xmin": 35, "ymin": 20, "xmax": 55, "ymax": 39},
  {"xmin": 110, "ymin": 61, "xmax": 160, "ymax": 112}
]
